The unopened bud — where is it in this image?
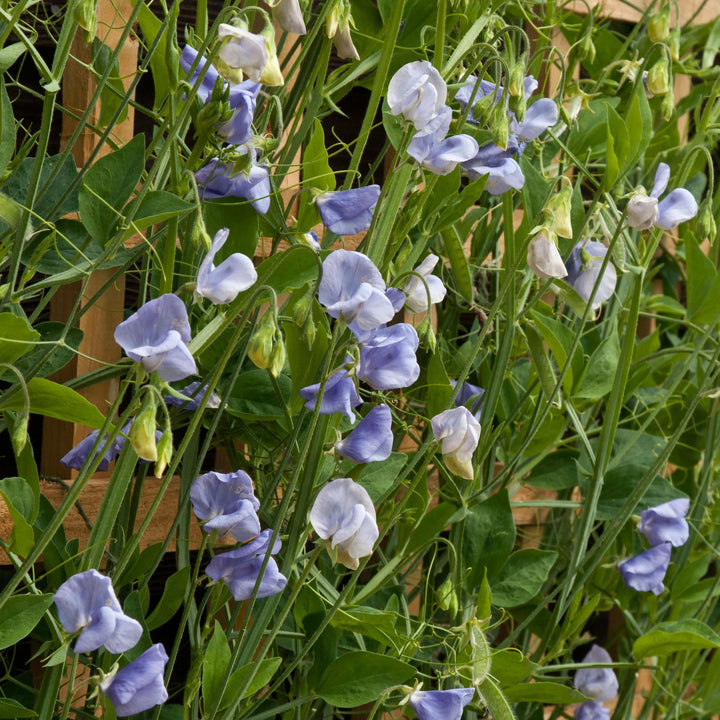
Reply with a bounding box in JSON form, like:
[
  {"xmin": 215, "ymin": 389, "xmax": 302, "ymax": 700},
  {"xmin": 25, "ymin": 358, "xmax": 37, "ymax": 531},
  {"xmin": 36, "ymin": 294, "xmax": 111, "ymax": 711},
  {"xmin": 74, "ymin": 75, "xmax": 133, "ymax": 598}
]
[
  {"xmin": 416, "ymin": 316, "xmax": 436, "ymax": 352},
  {"xmin": 668, "ymin": 29, "xmax": 680, "ymax": 61},
  {"xmin": 258, "ymin": 23, "xmax": 284, "ymax": 86},
  {"xmin": 436, "ymin": 578, "xmax": 459, "ymax": 616},
  {"xmin": 698, "ymin": 203, "xmax": 718, "ymax": 242},
  {"xmin": 545, "ymin": 185, "xmax": 573, "ymax": 238},
  {"xmin": 269, "ymin": 335, "xmax": 286, "ymax": 377},
  {"xmin": 155, "ymin": 428, "xmax": 173, "ymax": 478},
  {"xmin": 646, "ymin": 59, "xmax": 670, "ymax": 96},
  {"xmin": 130, "ymin": 402, "xmax": 158, "ymax": 462},
  {"xmin": 11, "ymin": 411, "xmax": 28, "ymax": 454},
  {"xmin": 301, "ymin": 314, "xmax": 317, "ymax": 348},
  {"xmin": 579, "ymin": 32, "xmax": 596, "ymax": 64},
  {"xmin": 292, "ymin": 292, "xmax": 313, "ymax": 327},
  {"xmin": 648, "ymin": 8, "xmax": 670, "ymax": 44},
  {"xmin": 248, "ymin": 312, "xmax": 276, "ymax": 370},
  {"xmin": 660, "ymin": 90, "xmax": 674, "ymax": 121},
  {"xmin": 491, "ymin": 103, "xmax": 510, "ymax": 150},
  {"xmin": 74, "ymin": 0, "xmax": 98, "ymax": 43},
  {"xmin": 508, "ymin": 62, "xmax": 525, "ymax": 98}
]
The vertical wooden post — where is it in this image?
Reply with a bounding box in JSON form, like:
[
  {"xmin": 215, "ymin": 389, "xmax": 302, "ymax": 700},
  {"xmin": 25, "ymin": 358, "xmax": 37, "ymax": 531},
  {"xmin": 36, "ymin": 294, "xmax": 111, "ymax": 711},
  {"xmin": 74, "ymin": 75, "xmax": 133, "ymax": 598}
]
[{"xmin": 41, "ymin": 0, "xmax": 138, "ymax": 479}]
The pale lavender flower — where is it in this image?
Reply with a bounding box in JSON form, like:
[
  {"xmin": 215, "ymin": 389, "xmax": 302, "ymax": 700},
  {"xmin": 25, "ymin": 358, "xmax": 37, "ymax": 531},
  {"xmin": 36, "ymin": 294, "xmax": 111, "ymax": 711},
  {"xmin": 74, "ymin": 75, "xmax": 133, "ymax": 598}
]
[
  {"xmin": 300, "ymin": 367, "xmax": 362, "ymax": 422},
  {"xmin": 431, "ymin": 406, "xmax": 481, "ymax": 480},
  {"xmin": 316, "ymin": 186, "xmax": 381, "ymax": 235},
  {"xmin": 206, "ymin": 529, "xmax": 287, "ymax": 600},
  {"xmin": 60, "ymin": 429, "xmax": 121, "ymax": 471},
  {"xmin": 627, "ymin": 163, "xmax": 698, "ymax": 231},
  {"xmin": 403, "ymin": 254, "xmax": 447, "ymax": 313},
  {"xmin": 114, "ymin": 294, "xmax": 197, "ymax": 381},
  {"xmin": 164, "ymin": 381, "xmax": 221, "ymax": 410},
  {"xmin": 318, "ymin": 250, "xmax": 394, "ymax": 331},
  {"xmin": 335, "ymin": 404, "xmax": 393, "ymax": 463},
  {"xmin": 407, "ymin": 106, "xmax": 479, "ymax": 176},
  {"xmin": 388, "ymin": 60, "xmax": 447, "ymax": 130},
  {"xmin": 527, "ymin": 229, "xmax": 568, "ymax": 280},
  {"xmin": 270, "ymin": 0, "xmax": 306, "ymax": 35},
  {"xmin": 565, "ymin": 241, "xmax": 617, "ymax": 310},
  {"xmin": 196, "ymin": 228, "xmax": 257, "ymax": 304},
  {"xmin": 195, "ymin": 151, "xmax": 270, "ymax": 214},
  {"xmin": 309, "ymin": 477, "xmax": 378, "ymax": 570},
  {"xmin": 99, "ymin": 644, "xmax": 168, "ymax": 717},
  {"xmin": 639, "ymin": 498, "xmax": 690, "ymax": 547},
  {"xmin": 53, "ymin": 570, "xmax": 142, "ymax": 654},
  {"xmin": 461, "ymin": 140, "xmax": 526, "ymax": 194},
  {"xmin": 617, "ymin": 543, "xmax": 672, "ymax": 595},
  {"xmin": 408, "ymin": 688, "xmax": 475, "ymax": 720},
  {"xmin": 217, "ymin": 24, "xmax": 268, "ymax": 83},
  {"xmin": 575, "ymin": 701, "xmax": 611, "ymax": 720},
  {"xmin": 358, "ymin": 324, "xmax": 420, "ymax": 390},
  {"xmin": 190, "ymin": 470, "xmax": 261, "ymax": 542},
  {"xmin": 574, "ymin": 645, "xmax": 618, "ymax": 702},
  {"xmin": 452, "ymin": 380, "xmax": 485, "ymax": 420}
]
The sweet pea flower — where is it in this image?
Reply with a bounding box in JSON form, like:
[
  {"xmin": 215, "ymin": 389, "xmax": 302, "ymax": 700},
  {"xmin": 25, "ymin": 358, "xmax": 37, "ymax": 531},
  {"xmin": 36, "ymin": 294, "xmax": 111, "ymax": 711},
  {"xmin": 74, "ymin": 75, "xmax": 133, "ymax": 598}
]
[
  {"xmin": 358, "ymin": 324, "xmax": 420, "ymax": 390},
  {"xmin": 452, "ymin": 380, "xmax": 485, "ymax": 420},
  {"xmin": 300, "ymin": 366, "xmax": 362, "ymax": 422},
  {"xmin": 318, "ymin": 250, "xmax": 394, "ymax": 331},
  {"xmin": 639, "ymin": 498, "xmax": 690, "ymax": 547},
  {"xmin": 617, "ymin": 542, "xmax": 672, "ymax": 595},
  {"xmin": 388, "ymin": 60, "xmax": 447, "ymax": 130},
  {"xmin": 61, "ymin": 429, "xmax": 122, "ymax": 471},
  {"xmin": 54, "ymin": 570, "xmax": 142, "ymax": 654},
  {"xmin": 100, "ymin": 644, "xmax": 168, "ymax": 717},
  {"xmin": 461, "ymin": 141, "xmax": 526, "ymax": 194},
  {"xmin": 575, "ymin": 701, "xmax": 611, "ymax": 720},
  {"xmin": 114, "ymin": 294, "xmax": 197, "ymax": 381},
  {"xmin": 269, "ymin": 0, "xmax": 306, "ymax": 35},
  {"xmin": 565, "ymin": 241, "xmax": 617, "ymax": 310},
  {"xmin": 574, "ymin": 645, "xmax": 618, "ymax": 702},
  {"xmin": 431, "ymin": 406, "xmax": 481, "ymax": 480},
  {"xmin": 527, "ymin": 229, "xmax": 568, "ymax": 280},
  {"xmin": 627, "ymin": 163, "xmax": 698, "ymax": 231},
  {"xmin": 164, "ymin": 381, "xmax": 222, "ymax": 410},
  {"xmin": 195, "ymin": 150, "xmax": 270, "ymax": 214},
  {"xmin": 196, "ymin": 228, "xmax": 257, "ymax": 304},
  {"xmin": 408, "ymin": 687, "xmax": 475, "ymax": 720},
  {"xmin": 403, "ymin": 254, "xmax": 447, "ymax": 313},
  {"xmin": 309, "ymin": 477, "xmax": 378, "ymax": 570},
  {"xmin": 190, "ymin": 470, "xmax": 261, "ymax": 542},
  {"xmin": 206, "ymin": 529, "xmax": 288, "ymax": 600},
  {"xmin": 316, "ymin": 186, "xmax": 381, "ymax": 235},
  {"xmin": 335, "ymin": 404, "xmax": 393, "ymax": 463},
  {"xmin": 407, "ymin": 106, "xmax": 479, "ymax": 176},
  {"xmin": 216, "ymin": 23, "xmax": 283, "ymax": 86}
]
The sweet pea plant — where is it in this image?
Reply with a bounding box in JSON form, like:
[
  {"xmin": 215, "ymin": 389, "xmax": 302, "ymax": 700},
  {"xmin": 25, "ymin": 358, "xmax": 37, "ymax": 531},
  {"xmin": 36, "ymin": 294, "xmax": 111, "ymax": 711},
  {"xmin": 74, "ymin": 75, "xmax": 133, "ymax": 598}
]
[{"xmin": 1, "ymin": 0, "xmax": 720, "ymax": 718}]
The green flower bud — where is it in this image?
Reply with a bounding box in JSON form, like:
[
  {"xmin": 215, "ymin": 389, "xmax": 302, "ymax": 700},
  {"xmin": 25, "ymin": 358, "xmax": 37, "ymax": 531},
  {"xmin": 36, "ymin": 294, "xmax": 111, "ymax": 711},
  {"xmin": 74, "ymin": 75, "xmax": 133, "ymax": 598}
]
[
  {"xmin": 269, "ymin": 335, "xmax": 286, "ymax": 378},
  {"xmin": 130, "ymin": 401, "xmax": 158, "ymax": 462},
  {"xmin": 491, "ymin": 102, "xmax": 510, "ymax": 150},
  {"xmin": 660, "ymin": 90, "xmax": 674, "ymax": 121},
  {"xmin": 579, "ymin": 32, "xmax": 596, "ymax": 64},
  {"xmin": 544, "ymin": 185, "xmax": 574, "ymax": 238},
  {"xmin": 508, "ymin": 61, "xmax": 525, "ymax": 98},
  {"xmin": 248, "ymin": 313, "xmax": 276, "ymax": 370},
  {"xmin": 436, "ymin": 578, "xmax": 459, "ymax": 616},
  {"xmin": 74, "ymin": 0, "xmax": 98, "ymax": 43},
  {"xmin": 301, "ymin": 314, "xmax": 316, "ymax": 348},
  {"xmin": 155, "ymin": 428, "xmax": 173, "ymax": 478},
  {"xmin": 258, "ymin": 23, "xmax": 284, "ymax": 87},
  {"xmin": 648, "ymin": 8, "xmax": 670, "ymax": 44},
  {"xmin": 668, "ymin": 29, "xmax": 680, "ymax": 61},
  {"xmin": 647, "ymin": 59, "xmax": 670, "ymax": 96},
  {"xmin": 292, "ymin": 293, "xmax": 313, "ymax": 327},
  {"xmin": 698, "ymin": 203, "xmax": 717, "ymax": 242}
]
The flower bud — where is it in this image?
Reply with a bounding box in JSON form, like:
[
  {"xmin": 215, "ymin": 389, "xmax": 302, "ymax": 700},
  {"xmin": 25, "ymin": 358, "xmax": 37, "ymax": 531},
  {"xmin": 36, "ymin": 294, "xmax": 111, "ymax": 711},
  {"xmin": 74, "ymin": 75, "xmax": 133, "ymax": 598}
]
[
  {"xmin": 508, "ymin": 62, "xmax": 525, "ymax": 98},
  {"xmin": 668, "ymin": 29, "xmax": 680, "ymax": 61},
  {"xmin": 491, "ymin": 102, "xmax": 510, "ymax": 150},
  {"xmin": 248, "ymin": 312, "xmax": 276, "ymax": 370},
  {"xmin": 154, "ymin": 428, "xmax": 173, "ymax": 478},
  {"xmin": 648, "ymin": 9, "xmax": 670, "ymax": 44},
  {"xmin": 292, "ymin": 292, "xmax": 313, "ymax": 327},
  {"xmin": 527, "ymin": 228, "xmax": 567, "ymax": 280},
  {"xmin": 74, "ymin": 0, "xmax": 98, "ymax": 43},
  {"xmin": 579, "ymin": 32, "xmax": 596, "ymax": 64},
  {"xmin": 698, "ymin": 202, "xmax": 717, "ymax": 242},
  {"xmin": 545, "ymin": 185, "xmax": 573, "ymax": 238},
  {"xmin": 436, "ymin": 578, "xmax": 459, "ymax": 616},
  {"xmin": 268, "ymin": 334, "xmax": 286, "ymax": 378},
  {"xmin": 301, "ymin": 314, "xmax": 317, "ymax": 348},
  {"xmin": 130, "ymin": 401, "xmax": 158, "ymax": 462},
  {"xmin": 258, "ymin": 23, "xmax": 284, "ymax": 86},
  {"xmin": 660, "ymin": 90, "xmax": 674, "ymax": 121},
  {"xmin": 646, "ymin": 59, "xmax": 670, "ymax": 97}
]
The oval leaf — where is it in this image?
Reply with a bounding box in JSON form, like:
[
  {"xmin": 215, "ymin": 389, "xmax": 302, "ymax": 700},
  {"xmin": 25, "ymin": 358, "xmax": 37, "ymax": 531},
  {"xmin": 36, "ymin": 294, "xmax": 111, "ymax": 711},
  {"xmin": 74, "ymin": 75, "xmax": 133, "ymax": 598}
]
[{"xmin": 633, "ymin": 620, "xmax": 720, "ymax": 659}]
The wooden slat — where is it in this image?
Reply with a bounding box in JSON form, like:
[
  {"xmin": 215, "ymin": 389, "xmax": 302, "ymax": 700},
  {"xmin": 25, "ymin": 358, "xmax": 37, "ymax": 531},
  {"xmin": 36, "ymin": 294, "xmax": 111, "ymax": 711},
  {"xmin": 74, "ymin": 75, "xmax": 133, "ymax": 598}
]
[{"xmin": 569, "ymin": 0, "xmax": 718, "ymax": 25}]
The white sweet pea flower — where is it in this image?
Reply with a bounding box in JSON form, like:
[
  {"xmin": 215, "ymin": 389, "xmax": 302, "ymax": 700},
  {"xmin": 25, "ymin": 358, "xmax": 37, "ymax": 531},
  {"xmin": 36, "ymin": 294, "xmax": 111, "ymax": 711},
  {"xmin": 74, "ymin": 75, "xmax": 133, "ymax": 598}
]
[
  {"xmin": 388, "ymin": 60, "xmax": 447, "ymax": 131},
  {"xmin": 269, "ymin": 0, "xmax": 306, "ymax": 35},
  {"xmin": 217, "ymin": 24, "xmax": 268, "ymax": 83},
  {"xmin": 196, "ymin": 228, "xmax": 257, "ymax": 305},
  {"xmin": 431, "ymin": 407, "xmax": 481, "ymax": 480},
  {"xmin": 404, "ymin": 254, "xmax": 447, "ymax": 313},
  {"xmin": 527, "ymin": 229, "xmax": 568, "ymax": 280},
  {"xmin": 309, "ymin": 477, "xmax": 378, "ymax": 570}
]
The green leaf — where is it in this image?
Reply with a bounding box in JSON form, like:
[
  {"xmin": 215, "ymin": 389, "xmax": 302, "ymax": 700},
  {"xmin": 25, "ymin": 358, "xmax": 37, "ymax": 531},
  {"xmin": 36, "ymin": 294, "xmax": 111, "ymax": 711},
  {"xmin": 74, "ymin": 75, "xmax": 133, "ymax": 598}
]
[
  {"xmin": 633, "ymin": 620, "xmax": 720, "ymax": 658},
  {"xmin": 203, "ymin": 622, "xmax": 231, "ymax": 710},
  {"xmin": 304, "ymin": 119, "xmax": 335, "ymax": 192},
  {"xmin": 203, "ymin": 199, "xmax": 259, "ymax": 259},
  {"xmin": 623, "ymin": 82, "xmax": 652, "ymax": 174},
  {"xmin": 330, "ymin": 606, "xmax": 405, "ymax": 648},
  {"xmin": 91, "ymin": 39, "xmax": 128, "ymax": 127},
  {"xmin": 442, "ymin": 226, "xmax": 473, "ymax": 304},
  {"xmin": 491, "ymin": 649, "xmax": 537, "ymax": 686},
  {"xmin": 503, "ymin": 681, "xmax": 586, "ymax": 704},
  {"xmin": 134, "ymin": 3, "xmax": 171, "ymax": 109},
  {"xmin": 356, "ymin": 452, "xmax": 407, "ymax": 503},
  {"xmin": 0, "ymin": 312, "xmax": 40, "ymax": 364},
  {"xmin": 218, "ymin": 657, "xmax": 282, "ymax": 708},
  {"xmin": 525, "ymin": 450, "xmax": 579, "ymax": 490},
  {"xmin": 250, "ymin": 245, "xmax": 320, "ymax": 300},
  {"xmin": 0, "ymin": 377, "xmax": 107, "ymax": 428},
  {"xmin": 575, "ymin": 327, "xmax": 620, "ymax": 400},
  {"xmin": 0, "ymin": 699, "xmax": 36, "ymax": 718},
  {"xmin": 79, "ymin": 134, "xmax": 145, "ymax": 242},
  {"xmin": 0, "ymin": 477, "xmax": 35, "ymax": 556},
  {"xmin": 14, "ymin": 322, "xmax": 84, "ymax": 378},
  {"xmin": 146, "ymin": 566, "xmax": 190, "ymax": 630},
  {"xmin": 686, "ymin": 234, "xmax": 720, "ymax": 324},
  {"xmin": 479, "ymin": 677, "xmax": 515, "ymax": 720},
  {"xmin": 123, "ymin": 191, "xmax": 194, "ymax": 240},
  {"xmin": 529, "ymin": 311, "xmax": 583, "ymax": 393},
  {"xmin": 0, "ymin": 42, "xmax": 26, "ymax": 72},
  {"xmin": 0, "ymin": 595, "xmax": 54, "ymax": 650},
  {"xmin": 226, "ymin": 369, "xmax": 292, "ymax": 420},
  {"xmin": 491, "ymin": 549, "xmax": 558, "ymax": 607},
  {"xmin": 405, "ymin": 502, "xmax": 458, "ymax": 555},
  {"xmin": 462, "ymin": 490, "xmax": 516, "ymax": 587},
  {"xmin": 316, "ymin": 651, "xmax": 415, "ymax": 707},
  {"xmin": 0, "ymin": 78, "xmax": 15, "ymax": 177}
]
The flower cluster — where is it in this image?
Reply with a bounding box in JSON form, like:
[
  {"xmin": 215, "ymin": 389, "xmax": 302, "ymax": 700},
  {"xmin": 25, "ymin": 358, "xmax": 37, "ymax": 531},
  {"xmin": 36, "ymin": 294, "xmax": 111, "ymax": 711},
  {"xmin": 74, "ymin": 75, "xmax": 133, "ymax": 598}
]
[
  {"xmin": 574, "ymin": 644, "xmax": 618, "ymax": 720},
  {"xmin": 53, "ymin": 570, "xmax": 168, "ymax": 716},
  {"xmin": 617, "ymin": 498, "xmax": 689, "ymax": 595},
  {"xmin": 191, "ymin": 469, "xmax": 288, "ymax": 601},
  {"xmin": 388, "ymin": 61, "xmax": 478, "ymax": 176}
]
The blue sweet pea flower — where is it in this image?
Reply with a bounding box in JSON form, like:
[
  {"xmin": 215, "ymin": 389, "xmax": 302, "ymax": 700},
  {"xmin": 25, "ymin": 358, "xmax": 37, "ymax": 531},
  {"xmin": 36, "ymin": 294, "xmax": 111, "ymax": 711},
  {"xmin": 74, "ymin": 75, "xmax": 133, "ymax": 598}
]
[
  {"xmin": 164, "ymin": 381, "xmax": 222, "ymax": 410},
  {"xmin": 114, "ymin": 294, "xmax": 197, "ymax": 381},
  {"xmin": 316, "ymin": 185, "xmax": 381, "ymax": 235},
  {"xmin": 408, "ymin": 687, "xmax": 475, "ymax": 720},
  {"xmin": 574, "ymin": 701, "xmax": 611, "ymax": 720},
  {"xmin": 574, "ymin": 645, "xmax": 618, "ymax": 702},
  {"xmin": 196, "ymin": 228, "xmax": 257, "ymax": 304},
  {"xmin": 617, "ymin": 542, "xmax": 672, "ymax": 595},
  {"xmin": 461, "ymin": 139, "xmax": 526, "ymax": 194},
  {"xmin": 318, "ymin": 250, "xmax": 395, "ymax": 331},
  {"xmin": 639, "ymin": 498, "xmax": 690, "ymax": 547},
  {"xmin": 358, "ymin": 324, "xmax": 420, "ymax": 390},
  {"xmin": 99, "ymin": 644, "xmax": 169, "ymax": 717},
  {"xmin": 205, "ymin": 529, "xmax": 288, "ymax": 600},
  {"xmin": 60, "ymin": 429, "xmax": 121, "ymax": 471},
  {"xmin": 53, "ymin": 570, "xmax": 142, "ymax": 654},
  {"xmin": 335, "ymin": 404, "xmax": 393, "ymax": 463},
  {"xmin": 387, "ymin": 60, "xmax": 447, "ymax": 130},
  {"xmin": 565, "ymin": 241, "xmax": 617, "ymax": 310},
  {"xmin": 300, "ymin": 366, "xmax": 362, "ymax": 422},
  {"xmin": 190, "ymin": 470, "xmax": 261, "ymax": 542},
  {"xmin": 452, "ymin": 380, "xmax": 485, "ymax": 420}
]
